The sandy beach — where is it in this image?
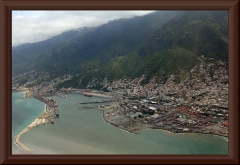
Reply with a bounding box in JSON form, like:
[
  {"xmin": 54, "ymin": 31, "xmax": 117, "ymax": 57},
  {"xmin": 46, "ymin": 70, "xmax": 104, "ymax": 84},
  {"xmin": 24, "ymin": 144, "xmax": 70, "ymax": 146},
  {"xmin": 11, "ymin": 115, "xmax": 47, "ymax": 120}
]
[
  {"xmin": 14, "ymin": 106, "xmax": 49, "ymax": 152},
  {"xmin": 14, "ymin": 118, "xmax": 39, "ymax": 152}
]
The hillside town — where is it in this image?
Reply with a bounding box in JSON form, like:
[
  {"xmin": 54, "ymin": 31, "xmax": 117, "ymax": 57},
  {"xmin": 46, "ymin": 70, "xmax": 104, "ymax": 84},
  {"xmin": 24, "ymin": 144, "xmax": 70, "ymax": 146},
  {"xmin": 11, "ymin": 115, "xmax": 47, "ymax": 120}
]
[
  {"xmin": 97, "ymin": 57, "xmax": 229, "ymax": 136},
  {"xmin": 12, "ymin": 57, "xmax": 229, "ymax": 137}
]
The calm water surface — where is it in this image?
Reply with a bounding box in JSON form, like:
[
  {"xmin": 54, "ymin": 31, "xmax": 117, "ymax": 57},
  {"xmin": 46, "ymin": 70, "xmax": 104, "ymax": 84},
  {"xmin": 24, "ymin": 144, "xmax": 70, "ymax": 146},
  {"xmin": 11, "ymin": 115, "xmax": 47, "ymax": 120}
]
[{"xmin": 12, "ymin": 92, "xmax": 228, "ymax": 154}]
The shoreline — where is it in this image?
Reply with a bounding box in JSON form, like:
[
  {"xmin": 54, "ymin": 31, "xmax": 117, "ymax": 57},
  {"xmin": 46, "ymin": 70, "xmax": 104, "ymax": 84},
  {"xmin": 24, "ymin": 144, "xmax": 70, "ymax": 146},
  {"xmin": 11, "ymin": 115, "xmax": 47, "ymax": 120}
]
[
  {"xmin": 13, "ymin": 90, "xmax": 60, "ymax": 153},
  {"xmin": 18, "ymin": 90, "xmax": 229, "ymax": 138},
  {"xmin": 96, "ymin": 102, "xmax": 228, "ymax": 138},
  {"xmin": 98, "ymin": 105, "xmax": 140, "ymax": 134},
  {"xmin": 148, "ymin": 126, "xmax": 228, "ymax": 138},
  {"xmin": 14, "ymin": 95, "xmax": 54, "ymax": 152},
  {"xmin": 13, "ymin": 91, "xmax": 228, "ymax": 153},
  {"xmin": 14, "ymin": 117, "xmax": 43, "ymax": 152},
  {"xmin": 15, "ymin": 90, "xmax": 60, "ymax": 152}
]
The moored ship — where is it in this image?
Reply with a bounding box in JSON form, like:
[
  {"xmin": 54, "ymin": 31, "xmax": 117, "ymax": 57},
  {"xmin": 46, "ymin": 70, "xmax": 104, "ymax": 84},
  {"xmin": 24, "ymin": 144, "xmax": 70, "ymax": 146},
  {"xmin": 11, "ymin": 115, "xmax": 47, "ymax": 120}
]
[{"xmin": 84, "ymin": 93, "xmax": 92, "ymax": 97}]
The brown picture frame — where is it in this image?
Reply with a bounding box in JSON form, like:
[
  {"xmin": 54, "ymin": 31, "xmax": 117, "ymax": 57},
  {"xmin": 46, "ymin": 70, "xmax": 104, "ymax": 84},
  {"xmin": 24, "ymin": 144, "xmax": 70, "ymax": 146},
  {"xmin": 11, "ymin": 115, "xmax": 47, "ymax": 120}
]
[{"xmin": 0, "ymin": 0, "xmax": 239, "ymax": 164}]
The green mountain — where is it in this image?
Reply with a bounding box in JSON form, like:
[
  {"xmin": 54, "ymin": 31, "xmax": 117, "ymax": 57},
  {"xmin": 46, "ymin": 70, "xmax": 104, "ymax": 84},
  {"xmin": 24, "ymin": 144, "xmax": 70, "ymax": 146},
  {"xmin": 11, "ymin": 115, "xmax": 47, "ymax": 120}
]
[
  {"xmin": 85, "ymin": 10, "xmax": 228, "ymax": 86},
  {"xmin": 12, "ymin": 29, "xmax": 91, "ymax": 75},
  {"xmin": 12, "ymin": 11, "xmax": 228, "ymax": 90},
  {"xmin": 138, "ymin": 11, "xmax": 228, "ymax": 60},
  {"xmin": 12, "ymin": 11, "xmax": 179, "ymax": 76}
]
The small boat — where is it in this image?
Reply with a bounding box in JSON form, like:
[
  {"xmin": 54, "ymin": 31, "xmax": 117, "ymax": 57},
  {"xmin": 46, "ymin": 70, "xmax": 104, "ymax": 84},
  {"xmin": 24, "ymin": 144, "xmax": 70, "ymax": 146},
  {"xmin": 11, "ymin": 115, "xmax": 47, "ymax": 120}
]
[{"xmin": 84, "ymin": 93, "xmax": 92, "ymax": 97}]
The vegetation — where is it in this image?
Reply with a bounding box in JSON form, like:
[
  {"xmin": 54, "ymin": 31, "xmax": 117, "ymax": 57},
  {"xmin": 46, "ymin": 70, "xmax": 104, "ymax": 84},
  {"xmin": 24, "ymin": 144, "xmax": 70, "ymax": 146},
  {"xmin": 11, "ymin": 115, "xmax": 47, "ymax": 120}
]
[{"xmin": 13, "ymin": 11, "xmax": 228, "ymax": 89}]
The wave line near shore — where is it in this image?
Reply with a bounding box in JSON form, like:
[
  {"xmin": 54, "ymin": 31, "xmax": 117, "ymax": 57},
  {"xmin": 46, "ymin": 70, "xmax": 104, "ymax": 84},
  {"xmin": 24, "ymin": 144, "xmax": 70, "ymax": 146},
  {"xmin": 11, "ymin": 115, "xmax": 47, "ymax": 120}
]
[{"xmin": 14, "ymin": 104, "xmax": 49, "ymax": 152}]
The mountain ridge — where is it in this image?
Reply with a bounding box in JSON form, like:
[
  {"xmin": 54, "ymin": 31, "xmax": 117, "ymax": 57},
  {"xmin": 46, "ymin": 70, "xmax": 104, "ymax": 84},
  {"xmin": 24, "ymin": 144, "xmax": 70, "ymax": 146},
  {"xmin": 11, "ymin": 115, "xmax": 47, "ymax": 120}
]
[
  {"xmin": 12, "ymin": 10, "xmax": 228, "ymax": 90},
  {"xmin": 12, "ymin": 11, "xmax": 180, "ymax": 76}
]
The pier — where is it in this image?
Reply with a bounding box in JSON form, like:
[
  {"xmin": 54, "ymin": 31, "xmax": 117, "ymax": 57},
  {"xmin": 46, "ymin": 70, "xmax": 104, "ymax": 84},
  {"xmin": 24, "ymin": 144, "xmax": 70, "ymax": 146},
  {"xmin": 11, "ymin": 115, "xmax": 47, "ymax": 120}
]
[
  {"xmin": 78, "ymin": 106, "xmax": 98, "ymax": 110},
  {"xmin": 79, "ymin": 100, "xmax": 113, "ymax": 104},
  {"xmin": 56, "ymin": 93, "xmax": 67, "ymax": 98}
]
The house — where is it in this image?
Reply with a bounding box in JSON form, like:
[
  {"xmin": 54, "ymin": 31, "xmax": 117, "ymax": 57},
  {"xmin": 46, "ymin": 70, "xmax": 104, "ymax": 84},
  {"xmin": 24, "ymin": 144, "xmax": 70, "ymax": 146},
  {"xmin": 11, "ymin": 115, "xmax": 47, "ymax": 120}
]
[
  {"xmin": 151, "ymin": 114, "xmax": 159, "ymax": 119},
  {"xmin": 135, "ymin": 112, "xmax": 143, "ymax": 118},
  {"xmin": 222, "ymin": 121, "xmax": 228, "ymax": 127},
  {"xmin": 149, "ymin": 106, "xmax": 157, "ymax": 112}
]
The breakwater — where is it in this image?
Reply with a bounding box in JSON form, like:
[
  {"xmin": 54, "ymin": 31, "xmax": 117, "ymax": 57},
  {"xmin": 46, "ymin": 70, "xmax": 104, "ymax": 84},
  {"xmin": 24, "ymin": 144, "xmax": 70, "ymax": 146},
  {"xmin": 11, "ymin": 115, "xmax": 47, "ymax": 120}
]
[
  {"xmin": 79, "ymin": 106, "xmax": 98, "ymax": 110},
  {"xmin": 79, "ymin": 100, "xmax": 113, "ymax": 104},
  {"xmin": 14, "ymin": 118, "xmax": 44, "ymax": 152},
  {"xmin": 14, "ymin": 127, "xmax": 35, "ymax": 152},
  {"xmin": 14, "ymin": 100, "xmax": 59, "ymax": 152}
]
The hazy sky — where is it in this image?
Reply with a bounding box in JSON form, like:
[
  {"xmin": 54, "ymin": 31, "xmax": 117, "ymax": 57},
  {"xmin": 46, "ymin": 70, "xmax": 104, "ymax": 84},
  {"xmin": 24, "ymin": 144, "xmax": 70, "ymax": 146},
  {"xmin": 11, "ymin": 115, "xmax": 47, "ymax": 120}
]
[{"xmin": 12, "ymin": 10, "xmax": 155, "ymax": 46}]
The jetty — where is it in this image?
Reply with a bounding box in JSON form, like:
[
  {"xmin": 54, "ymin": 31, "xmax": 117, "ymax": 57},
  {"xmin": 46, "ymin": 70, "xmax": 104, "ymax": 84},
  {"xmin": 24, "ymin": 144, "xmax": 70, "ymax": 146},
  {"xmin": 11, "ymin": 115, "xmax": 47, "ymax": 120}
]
[
  {"xmin": 79, "ymin": 99, "xmax": 113, "ymax": 104},
  {"xmin": 56, "ymin": 93, "xmax": 67, "ymax": 98},
  {"xmin": 14, "ymin": 99, "xmax": 60, "ymax": 152},
  {"xmin": 14, "ymin": 129, "xmax": 34, "ymax": 152},
  {"xmin": 14, "ymin": 118, "xmax": 41, "ymax": 152},
  {"xmin": 78, "ymin": 106, "xmax": 98, "ymax": 110}
]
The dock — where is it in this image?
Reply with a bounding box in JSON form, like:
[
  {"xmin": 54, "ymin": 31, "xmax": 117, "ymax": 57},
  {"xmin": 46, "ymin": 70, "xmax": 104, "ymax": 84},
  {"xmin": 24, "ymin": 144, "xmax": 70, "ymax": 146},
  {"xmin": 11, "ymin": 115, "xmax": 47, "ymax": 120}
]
[
  {"xmin": 79, "ymin": 100, "xmax": 113, "ymax": 104},
  {"xmin": 56, "ymin": 93, "xmax": 67, "ymax": 98},
  {"xmin": 78, "ymin": 106, "xmax": 98, "ymax": 110}
]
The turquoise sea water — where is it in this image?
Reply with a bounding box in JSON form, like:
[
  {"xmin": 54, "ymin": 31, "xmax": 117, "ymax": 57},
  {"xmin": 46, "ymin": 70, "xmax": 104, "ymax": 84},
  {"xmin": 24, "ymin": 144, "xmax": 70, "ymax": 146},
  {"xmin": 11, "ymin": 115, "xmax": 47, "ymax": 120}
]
[
  {"xmin": 12, "ymin": 92, "xmax": 45, "ymax": 154},
  {"xmin": 12, "ymin": 93, "xmax": 228, "ymax": 154}
]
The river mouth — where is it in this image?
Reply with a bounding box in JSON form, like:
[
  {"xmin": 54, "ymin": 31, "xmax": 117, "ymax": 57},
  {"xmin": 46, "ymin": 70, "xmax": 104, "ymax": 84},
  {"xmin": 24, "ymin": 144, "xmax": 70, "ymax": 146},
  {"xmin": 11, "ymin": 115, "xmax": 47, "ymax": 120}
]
[{"xmin": 12, "ymin": 93, "xmax": 228, "ymax": 154}]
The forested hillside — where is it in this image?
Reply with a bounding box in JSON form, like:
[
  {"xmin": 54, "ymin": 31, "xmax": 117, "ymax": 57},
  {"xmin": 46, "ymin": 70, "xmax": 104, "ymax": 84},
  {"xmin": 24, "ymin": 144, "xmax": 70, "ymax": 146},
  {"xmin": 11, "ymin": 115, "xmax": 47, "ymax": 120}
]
[
  {"xmin": 67, "ymin": 11, "xmax": 228, "ymax": 89},
  {"xmin": 12, "ymin": 11, "xmax": 228, "ymax": 90},
  {"xmin": 13, "ymin": 11, "xmax": 179, "ymax": 76}
]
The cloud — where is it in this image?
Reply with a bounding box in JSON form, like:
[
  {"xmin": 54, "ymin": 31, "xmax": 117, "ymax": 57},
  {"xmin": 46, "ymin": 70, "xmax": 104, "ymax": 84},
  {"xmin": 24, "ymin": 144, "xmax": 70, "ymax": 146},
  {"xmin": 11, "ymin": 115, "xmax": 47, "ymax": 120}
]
[
  {"xmin": 12, "ymin": 10, "xmax": 155, "ymax": 47},
  {"xmin": 14, "ymin": 15, "xmax": 24, "ymax": 19}
]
